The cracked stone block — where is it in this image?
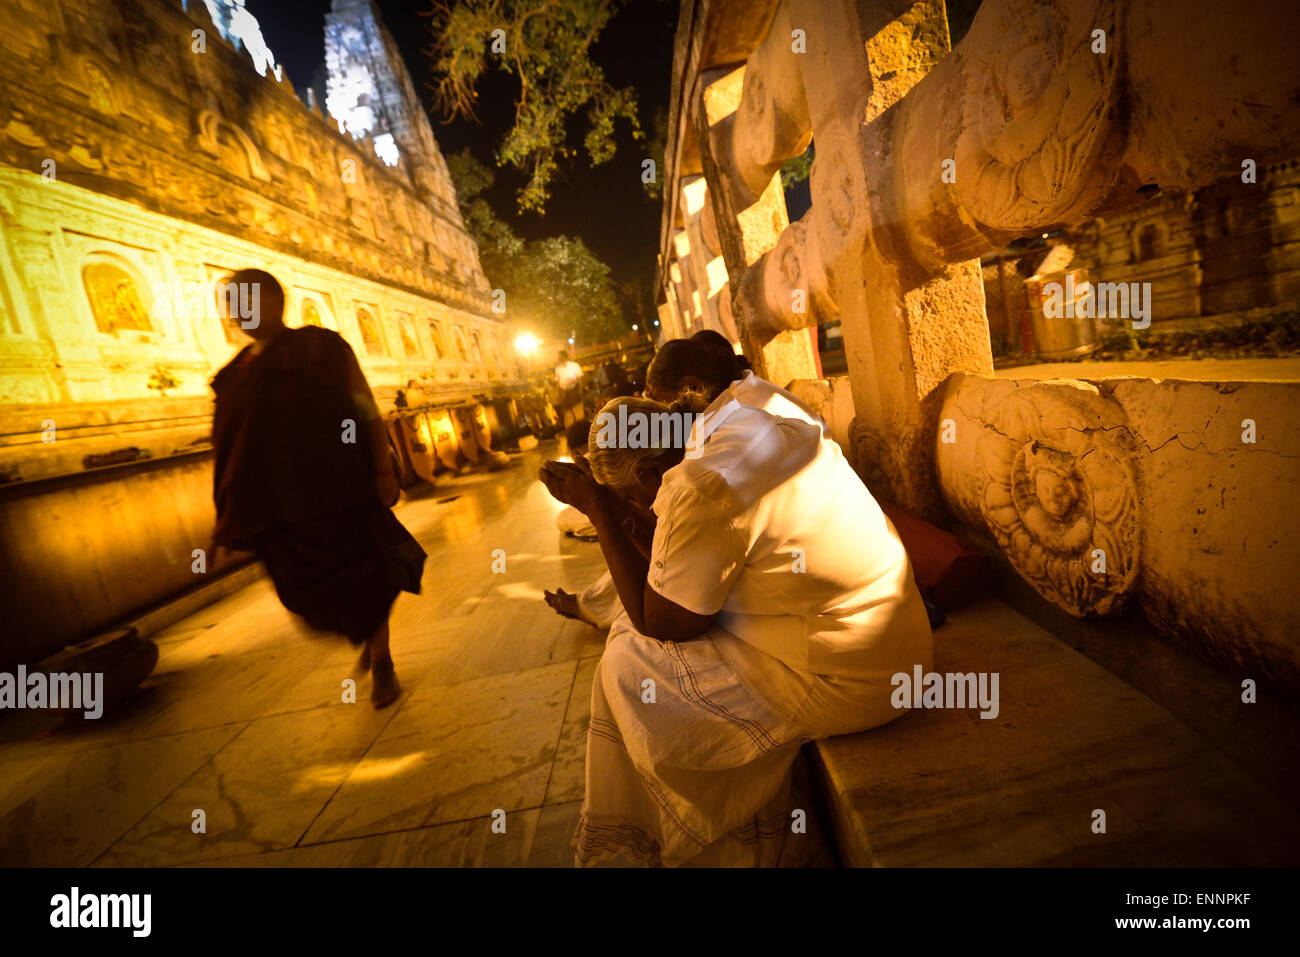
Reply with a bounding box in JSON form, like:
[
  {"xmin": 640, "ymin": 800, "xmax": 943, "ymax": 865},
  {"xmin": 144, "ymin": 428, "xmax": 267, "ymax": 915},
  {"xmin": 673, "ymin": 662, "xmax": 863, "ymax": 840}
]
[{"xmin": 936, "ymin": 373, "xmax": 1300, "ymax": 695}]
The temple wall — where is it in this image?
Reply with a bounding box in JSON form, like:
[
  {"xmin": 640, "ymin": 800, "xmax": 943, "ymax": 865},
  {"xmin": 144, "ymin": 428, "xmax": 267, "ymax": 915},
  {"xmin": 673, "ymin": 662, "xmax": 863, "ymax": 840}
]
[
  {"xmin": 1067, "ymin": 160, "xmax": 1300, "ymax": 328},
  {"xmin": 0, "ymin": 0, "xmax": 523, "ymax": 487},
  {"xmin": 0, "ymin": 168, "xmax": 517, "ymax": 484},
  {"xmin": 0, "ymin": 0, "xmax": 489, "ymax": 314},
  {"xmin": 1197, "ymin": 160, "xmax": 1300, "ymax": 316}
]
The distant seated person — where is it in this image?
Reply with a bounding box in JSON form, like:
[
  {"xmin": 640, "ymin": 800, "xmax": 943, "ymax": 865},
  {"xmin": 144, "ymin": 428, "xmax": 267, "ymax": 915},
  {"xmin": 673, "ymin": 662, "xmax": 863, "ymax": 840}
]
[
  {"xmin": 554, "ymin": 349, "xmax": 584, "ymax": 428},
  {"xmin": 555, "ymin": 420, "xmax": 598, "ymax": 540},
  {"xmin": 601, "ymin": 377, "xmax": 637, "ymax": 403},
  {"xmin": 601, "ymin": 359, "xmax": 634, "ymax": 398},
  {"xmin": 538, "ymin": 391, "xmax": 932, "ymax": 867},
  {"xmin": 547, "ymin": 419, "xmax": 623, "ymax": 629},
  {"xmin": 394, "ymin": 378, "xmax": 423, "ymax": 409}
]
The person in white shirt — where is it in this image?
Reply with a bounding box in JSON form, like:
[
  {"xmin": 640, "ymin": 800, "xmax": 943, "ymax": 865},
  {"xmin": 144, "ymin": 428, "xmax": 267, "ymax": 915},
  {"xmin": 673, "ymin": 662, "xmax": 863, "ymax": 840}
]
[
  {"xmin": 538, "ymin": 377, "xmax": 931, "ymax": 866},
  {"xmin": 554, "ymin": 349, "xmax": 585, "ymax": 428},
  {"xmin": 551, "ymin": 338, "xmax": 784, "ymax": 634},
  {"xmin": 647, "ymin": 335, "xmax": 828, "ymax": 435}
]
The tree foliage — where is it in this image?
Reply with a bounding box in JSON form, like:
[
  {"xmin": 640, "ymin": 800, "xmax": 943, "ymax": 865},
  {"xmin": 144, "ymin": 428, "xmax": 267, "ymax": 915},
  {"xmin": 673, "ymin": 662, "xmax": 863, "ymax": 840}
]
[
  {"xmin": 446, "ymin": 149, "xmax": 524, "ymax": 268},
  {"xmin": 428, "ymin": 0, "xmax": 644, "ymax": 215},
  {"xmin": 513, "ymin": 236, "xmax": 625, "ymax": 343},
  {"xmin": 642, "ymin": 106, "xmax": 667, "ymax": 201},
  {"xmin": 446, "ymin": 149, "xmax": 625, "ymax": 343},
  {"xmin": 780, "ymin": 141, "xmax": 815, "ymax": 190},
  {"xmin": 615, "ymin": 276, "xmax": 653, "ymax": 331}
]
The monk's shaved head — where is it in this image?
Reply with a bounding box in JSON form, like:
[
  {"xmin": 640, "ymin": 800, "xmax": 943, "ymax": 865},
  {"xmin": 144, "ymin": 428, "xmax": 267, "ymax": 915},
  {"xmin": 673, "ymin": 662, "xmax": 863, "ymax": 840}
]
[{"xmin": 220, "ymin": 268, "xmax": 285, "ymax": 339}]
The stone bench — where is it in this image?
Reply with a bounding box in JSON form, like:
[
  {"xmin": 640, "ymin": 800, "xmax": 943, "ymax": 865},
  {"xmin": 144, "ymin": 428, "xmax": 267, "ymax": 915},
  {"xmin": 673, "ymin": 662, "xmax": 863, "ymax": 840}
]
[{"xmin": 808, "ymin": 599, "xmax": 1299, "ymax": 866}]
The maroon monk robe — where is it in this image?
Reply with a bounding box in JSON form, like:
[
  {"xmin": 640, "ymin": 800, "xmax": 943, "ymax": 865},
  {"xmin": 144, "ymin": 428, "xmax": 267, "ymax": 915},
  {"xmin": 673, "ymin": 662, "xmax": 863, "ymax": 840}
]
[{"xmin": 210, "ymin": 327, "xmax": 425, "ymax": 641}]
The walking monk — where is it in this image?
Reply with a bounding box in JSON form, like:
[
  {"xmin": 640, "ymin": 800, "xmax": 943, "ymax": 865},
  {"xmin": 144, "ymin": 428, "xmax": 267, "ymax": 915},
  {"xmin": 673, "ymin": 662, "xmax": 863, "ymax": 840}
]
[{"xmin": 209, "ymin": 269, "xmax": 425, "ymax": 708}]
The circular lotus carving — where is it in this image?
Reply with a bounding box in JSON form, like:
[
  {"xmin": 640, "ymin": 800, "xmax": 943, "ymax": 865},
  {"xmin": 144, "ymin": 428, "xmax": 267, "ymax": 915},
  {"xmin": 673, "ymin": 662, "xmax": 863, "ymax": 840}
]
[
  {"xmin": 976, "ymin": 388, "xmax": 1138, "ymax": 615},
  {"xmin": 955, "ymin": 0, "xmax": 1121, "ymax": 231}
]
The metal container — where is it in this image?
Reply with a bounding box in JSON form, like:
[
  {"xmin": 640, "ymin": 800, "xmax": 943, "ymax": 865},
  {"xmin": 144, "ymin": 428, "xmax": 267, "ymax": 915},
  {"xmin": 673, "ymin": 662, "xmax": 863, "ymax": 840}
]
[{"xmin": 1025, "ymin": 268, "xmax": 1100, "ymax": 360}]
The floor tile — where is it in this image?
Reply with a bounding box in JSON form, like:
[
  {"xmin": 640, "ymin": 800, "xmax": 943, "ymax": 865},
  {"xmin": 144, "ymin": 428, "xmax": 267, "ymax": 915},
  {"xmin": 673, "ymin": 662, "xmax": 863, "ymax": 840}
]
[
  {"xmin": 302, "ymin": 663, "xmax": 573, "ymax": 843},
  {"xmin": 96, "ymin": 704, "xmax": 396, "ymax": 865},
  {"xmin": 0, "ymin": 726, "xmax": 243, "ymax": 866}
]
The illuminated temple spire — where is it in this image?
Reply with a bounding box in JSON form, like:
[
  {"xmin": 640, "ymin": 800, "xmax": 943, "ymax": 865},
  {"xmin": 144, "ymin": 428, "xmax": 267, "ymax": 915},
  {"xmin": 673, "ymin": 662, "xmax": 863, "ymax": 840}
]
[{"xmin": 324, "ymin": 0, "xmax": 443, "ymax": 177}]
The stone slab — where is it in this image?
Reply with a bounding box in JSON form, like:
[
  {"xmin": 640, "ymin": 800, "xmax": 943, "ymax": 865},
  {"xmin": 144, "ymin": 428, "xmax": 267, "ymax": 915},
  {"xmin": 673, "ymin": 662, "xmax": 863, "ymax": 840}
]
[{"xmin": 811, "ymin": 599, "xmax": 1300, "ymax": 867}]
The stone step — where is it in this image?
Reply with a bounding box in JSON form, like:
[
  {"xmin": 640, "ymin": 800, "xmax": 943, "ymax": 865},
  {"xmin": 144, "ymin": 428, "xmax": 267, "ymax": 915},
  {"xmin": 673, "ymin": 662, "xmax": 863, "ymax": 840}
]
[{"xmin": 809, "ymin": 599, "xmax": 1299, "ymax": 866}]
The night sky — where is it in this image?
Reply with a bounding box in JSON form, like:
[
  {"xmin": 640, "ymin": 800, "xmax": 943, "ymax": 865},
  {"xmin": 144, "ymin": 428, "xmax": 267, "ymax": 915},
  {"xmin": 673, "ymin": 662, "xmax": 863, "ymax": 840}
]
[{"xmin": 251, "ymin": 0, "xmax": 677, "ymax": 294}]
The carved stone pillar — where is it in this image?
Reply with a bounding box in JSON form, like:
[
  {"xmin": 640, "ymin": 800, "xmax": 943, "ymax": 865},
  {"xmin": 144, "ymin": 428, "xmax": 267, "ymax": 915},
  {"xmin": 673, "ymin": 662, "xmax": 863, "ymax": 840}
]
[
  {"xmin": 677, "ymin": 176, "xmax": 736, "ymax": 338},
  {"xmin": 694, "ymin": 66, "xmax": 819, "ymax": 387},
  {"xmin": 732, "ymin": 0, "xmax": 993, "ymax": 515}
]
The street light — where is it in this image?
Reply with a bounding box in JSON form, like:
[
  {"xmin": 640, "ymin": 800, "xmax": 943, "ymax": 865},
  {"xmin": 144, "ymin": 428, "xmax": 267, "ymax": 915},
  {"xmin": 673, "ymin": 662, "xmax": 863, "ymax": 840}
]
[{"xmin": 514, "ymin": 332, "xmax": 539, "ymax": 355}]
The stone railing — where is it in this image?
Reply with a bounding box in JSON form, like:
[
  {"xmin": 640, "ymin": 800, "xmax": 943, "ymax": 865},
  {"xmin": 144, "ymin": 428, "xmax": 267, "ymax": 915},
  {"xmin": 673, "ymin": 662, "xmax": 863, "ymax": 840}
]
[
  {"xmin": 935, "ymin": 373, "xmax": 1300, "ymax": 693},
  {"xmin": 659, "ymin": 0, "xmax": 1300, "ymax": 692}
]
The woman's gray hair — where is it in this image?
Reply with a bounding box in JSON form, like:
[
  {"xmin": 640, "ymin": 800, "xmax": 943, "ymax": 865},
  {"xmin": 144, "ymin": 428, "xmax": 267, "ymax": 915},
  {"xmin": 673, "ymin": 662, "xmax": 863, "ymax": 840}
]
[{"xmin": 587, "ymin": 393, "xmax": 708, "ymax": 490}]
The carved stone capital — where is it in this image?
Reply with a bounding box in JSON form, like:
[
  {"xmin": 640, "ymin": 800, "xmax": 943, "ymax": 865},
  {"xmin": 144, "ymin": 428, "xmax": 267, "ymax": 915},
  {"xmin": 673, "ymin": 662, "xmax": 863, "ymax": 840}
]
[{"xmin": 897, "ymin": 0, "xmax": 1125, "ymax": 270}]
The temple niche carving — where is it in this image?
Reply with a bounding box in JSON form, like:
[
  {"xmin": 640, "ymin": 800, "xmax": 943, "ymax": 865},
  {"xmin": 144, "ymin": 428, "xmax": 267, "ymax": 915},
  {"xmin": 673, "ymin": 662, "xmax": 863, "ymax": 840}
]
[
  {"xmin": 301, "ymin": 299, "xmax": 323, "ymax": 327},
  {"xmin": 81, "ymin": 261, "xmax": 155, "ymax": 336},
  {"xmin": 196, "ymin": 109, "xmax": 272, "ymax": 182},
  {"xmin": 355, "ymin": 307, "xmax": 385, "ymax": 355},
  {"xmin": 84, "ymin": 62, "xmax": 117, "ymax": 115}
]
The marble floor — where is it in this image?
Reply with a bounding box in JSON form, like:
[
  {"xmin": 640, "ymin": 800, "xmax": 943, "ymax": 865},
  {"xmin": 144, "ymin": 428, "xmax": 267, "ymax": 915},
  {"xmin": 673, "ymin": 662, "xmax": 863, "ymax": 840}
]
[{"xmin": 0, "ymin": 442, "xmax": 758, "ymax": 868}]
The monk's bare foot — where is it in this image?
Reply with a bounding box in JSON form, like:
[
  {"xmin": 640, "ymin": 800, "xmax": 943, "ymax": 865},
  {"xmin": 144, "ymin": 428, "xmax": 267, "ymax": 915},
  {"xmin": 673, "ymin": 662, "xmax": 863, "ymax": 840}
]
[
  {"xmin": 370, "ymin": 657, "xmax": 401, "ymax": 709},
  {"xmin": 545, "ymin": 588, "xmax": 584, "ymax": 622}
]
